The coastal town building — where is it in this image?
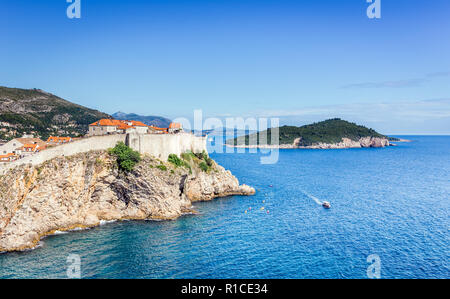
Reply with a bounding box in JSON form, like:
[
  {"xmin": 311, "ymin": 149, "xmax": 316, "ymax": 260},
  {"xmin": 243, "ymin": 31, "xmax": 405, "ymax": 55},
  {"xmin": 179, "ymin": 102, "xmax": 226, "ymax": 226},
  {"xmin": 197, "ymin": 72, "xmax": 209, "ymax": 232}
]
[
  {"xmin": 47, "ymin": 136, "xmax": 73, "ymax": 145},
  {"xmin": 15, "ymin": 143, "xmax": 43, "ymax": 157},
  {"xmin": 0, "ymin": 137, "xmax": 47, "ymax": 156},
  {"xmin": 148, "ymin": 125, "xmax": 168, "ymax": 134},
  {"xmin": 88, "ymin": 119, "xmax": 124, "ymax": 136},
  {"xmin": 0, "ymin": 118, "xmax": 191, "ymax": 167},
  {"xmin": 88, "ymin": 119, "xmax": 182, "ymax": 136},
  {"xmin": 88, "ymin": 119, "xmax": 149, "ymax": 136},
  {"xmin": 0, "ymin": 153, "xmax": 18, "ymax": 163},
  {"xmin": 169, "ymin": 122, "xmax": 183, "ymax": 134}
]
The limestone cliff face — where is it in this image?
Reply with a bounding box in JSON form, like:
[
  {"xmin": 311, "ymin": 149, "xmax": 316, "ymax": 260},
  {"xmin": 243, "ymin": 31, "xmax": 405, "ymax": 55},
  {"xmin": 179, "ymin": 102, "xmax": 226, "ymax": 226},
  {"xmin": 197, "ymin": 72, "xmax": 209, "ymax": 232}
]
[
  {"xmin": 231, "ymin": 137, "xmax": 390, "ymax": 149},
  {"xmin": 0, "ymin": 151, "xmax": 254, "ymax": 252},
  {"xmin": 297, "ymin": 137, "xmax": 390, "ymax": 149},
  {"xmin": 184, "ymin": 164, "xmax": 255, "ymax": 202}
]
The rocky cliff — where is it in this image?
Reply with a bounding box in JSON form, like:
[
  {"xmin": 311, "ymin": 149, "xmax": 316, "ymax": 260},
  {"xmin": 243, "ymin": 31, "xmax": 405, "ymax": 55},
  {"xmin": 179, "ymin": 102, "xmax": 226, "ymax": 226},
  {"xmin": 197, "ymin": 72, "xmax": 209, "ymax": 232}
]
[
  {"xmin": 294, "ymin": 136, "xmax": 390, "ymax": 149},
  {"xmin": 0, "ymin": 151, "xmax": 254, "ymax": 252},
  {"xmin": 230, "ymin": 137, "xmax": 390, "ymax": 149}
]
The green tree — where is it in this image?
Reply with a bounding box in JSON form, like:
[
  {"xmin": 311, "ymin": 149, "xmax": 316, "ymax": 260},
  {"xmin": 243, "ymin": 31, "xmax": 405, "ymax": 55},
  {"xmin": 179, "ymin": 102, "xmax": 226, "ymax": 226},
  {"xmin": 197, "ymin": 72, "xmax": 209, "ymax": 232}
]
[{"xmin": 108, "ymin": 142, "xmax": 141, "ymax": 172}]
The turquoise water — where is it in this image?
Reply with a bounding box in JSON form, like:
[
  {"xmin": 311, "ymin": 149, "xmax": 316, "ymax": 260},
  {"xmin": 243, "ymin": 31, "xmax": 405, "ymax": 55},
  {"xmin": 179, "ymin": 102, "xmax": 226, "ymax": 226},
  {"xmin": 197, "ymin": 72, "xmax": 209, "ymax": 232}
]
[{"xmin": 0, "ymin": 136, "xmax": 449, "ymax": 278}]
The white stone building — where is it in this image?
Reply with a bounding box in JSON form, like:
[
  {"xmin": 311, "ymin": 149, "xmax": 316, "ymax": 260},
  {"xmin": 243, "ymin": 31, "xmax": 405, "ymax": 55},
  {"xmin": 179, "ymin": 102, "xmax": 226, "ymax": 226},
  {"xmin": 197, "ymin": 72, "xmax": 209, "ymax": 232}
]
[
  {"xmin": 88, "ymin": 119, "xmax": 150, "ymax": 136},
  {"xmin": 0, "ymin": 137, "xmax": 47, "ymax": 156},
  {"xmin": 168, "ymin": 122, "xmax": 183, "ymax": 134}
]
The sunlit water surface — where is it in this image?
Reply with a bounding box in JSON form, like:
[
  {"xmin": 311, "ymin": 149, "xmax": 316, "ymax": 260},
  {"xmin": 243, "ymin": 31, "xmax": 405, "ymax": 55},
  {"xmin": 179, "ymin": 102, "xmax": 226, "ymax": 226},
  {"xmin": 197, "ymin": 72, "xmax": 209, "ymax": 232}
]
[{"xmin": 0, "ymin": 136, "xmax": 449, "ymax": 278}]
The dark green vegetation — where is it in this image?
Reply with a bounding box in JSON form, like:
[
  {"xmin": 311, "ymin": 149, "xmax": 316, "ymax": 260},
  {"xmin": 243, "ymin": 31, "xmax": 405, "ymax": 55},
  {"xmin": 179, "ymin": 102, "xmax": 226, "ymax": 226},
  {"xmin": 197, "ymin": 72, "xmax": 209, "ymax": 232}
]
[
  {"xmin": 168, "ymin": 154, "xmax": 185, "ymax": 167},
  {"xmin": 196, "ymin": 151, "xmax": 213, "ymax": 172},
  {"xmin": 156, "ymin": 164, "xmax": 167, "ymax": 171},
  {"xmin": 112, "ymin": 112, "xmax": 171, "ymax": 128},
  {"xmin": 170, "ymin": 150, "xmax": 213, "ymax": 172},
  {"xmin": 168, "ymin": 153, "xmax": 191, "ymax": 171},
  {"xmin": 227, "ymin": 118, "xmax": 387, "ymax": 146},
  {"xmin": 388, "ymin": 137, "xmax": 401, "ymax": 142},
  {"xmin": 108, "ymin": 142, "xmax": 141, "ymax": 172},
  {"xmin": 0, "ymin": 86, "xmax": 109, "ymax": 140}
]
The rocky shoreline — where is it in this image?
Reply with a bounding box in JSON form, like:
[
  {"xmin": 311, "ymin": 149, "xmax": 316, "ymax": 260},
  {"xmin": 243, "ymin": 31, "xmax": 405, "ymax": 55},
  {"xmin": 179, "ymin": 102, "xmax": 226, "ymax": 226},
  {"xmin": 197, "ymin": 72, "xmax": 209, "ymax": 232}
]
[
  {"xmin": 0, "ymin": 151, "xmax": 254, "ymax": 252},
  {"xmin": 229, "ymin": 137, "xmax": 391, "ymax": 149},
  {"xmin": 391, "ymin": 138, "xmax": 412, "ymax": 143}
]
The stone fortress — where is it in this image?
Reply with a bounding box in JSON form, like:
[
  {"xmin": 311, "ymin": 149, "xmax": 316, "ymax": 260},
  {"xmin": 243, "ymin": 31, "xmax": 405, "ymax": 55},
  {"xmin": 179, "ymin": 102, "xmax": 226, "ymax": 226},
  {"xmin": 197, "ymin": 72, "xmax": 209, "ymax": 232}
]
[{"xmin": 0, "ymin": 119, "xmax": 207, "ymax": 175}]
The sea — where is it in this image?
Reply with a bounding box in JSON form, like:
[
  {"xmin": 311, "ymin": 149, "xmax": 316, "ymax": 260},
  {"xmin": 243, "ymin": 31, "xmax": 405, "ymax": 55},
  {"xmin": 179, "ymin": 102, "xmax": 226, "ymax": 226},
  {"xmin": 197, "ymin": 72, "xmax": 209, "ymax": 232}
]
[{"xmin": 0, "ymin": 136, "xmax": 449, "ymax": 279}]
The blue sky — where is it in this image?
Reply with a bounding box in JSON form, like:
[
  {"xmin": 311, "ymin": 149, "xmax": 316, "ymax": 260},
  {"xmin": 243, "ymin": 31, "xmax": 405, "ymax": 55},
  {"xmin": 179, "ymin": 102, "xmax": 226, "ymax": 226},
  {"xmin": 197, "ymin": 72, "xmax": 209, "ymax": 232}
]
[{"xmin": 1, "ymin": 0, "xmax": 449, "ymax": 134}]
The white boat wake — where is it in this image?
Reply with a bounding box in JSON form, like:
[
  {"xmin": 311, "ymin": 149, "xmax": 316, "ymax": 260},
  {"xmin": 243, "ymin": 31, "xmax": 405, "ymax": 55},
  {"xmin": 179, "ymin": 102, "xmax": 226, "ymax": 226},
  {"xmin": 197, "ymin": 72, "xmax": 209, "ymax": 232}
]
[{"xmin": 301, "ymin": 190, "xmax": 324, "ymax": 206}]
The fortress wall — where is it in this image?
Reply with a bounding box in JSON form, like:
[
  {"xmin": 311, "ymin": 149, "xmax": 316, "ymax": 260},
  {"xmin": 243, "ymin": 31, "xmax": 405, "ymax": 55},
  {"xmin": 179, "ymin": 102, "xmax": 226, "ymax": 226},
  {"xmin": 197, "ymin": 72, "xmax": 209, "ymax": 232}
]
[
  {"xmin": 128, "ymin": 133, "xmax": 207, "ymax": 160},
  {"xmin": 0, "ymin": 133, "xmax": 206, "ymax": 174},
  {"xmin": 0, "ymin": 135, "xmax": 127, "ymax": 174}
]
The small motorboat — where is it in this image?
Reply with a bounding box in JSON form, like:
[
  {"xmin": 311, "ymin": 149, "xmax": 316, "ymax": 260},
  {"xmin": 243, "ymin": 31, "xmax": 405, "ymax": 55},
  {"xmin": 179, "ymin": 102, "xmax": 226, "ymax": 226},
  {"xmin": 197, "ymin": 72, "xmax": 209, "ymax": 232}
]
[{"xmin": 322, "ymin": 201, "xmax": 331, "ymax": 209}]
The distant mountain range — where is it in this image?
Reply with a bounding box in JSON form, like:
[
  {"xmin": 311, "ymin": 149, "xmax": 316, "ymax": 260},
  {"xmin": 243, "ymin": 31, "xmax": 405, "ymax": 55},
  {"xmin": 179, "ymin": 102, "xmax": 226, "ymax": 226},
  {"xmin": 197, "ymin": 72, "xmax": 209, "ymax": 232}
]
[
  {"xmin": 0, "ymin": 86, "xmax": 173, "ymax": 141},
  {"xmin": 112, "ymin": 112, "xmax": 171, "ymax": 128},
  {"xmin": 0, "ymin": 86, "xmax": 399, "ymax": 146},
  {"xmin": 0, "ymin": 86, "xmax": 109, "ymax": 140},
  {"xmin": 196, "ymin": 127, "xmax": 258, "ymax": 136}
]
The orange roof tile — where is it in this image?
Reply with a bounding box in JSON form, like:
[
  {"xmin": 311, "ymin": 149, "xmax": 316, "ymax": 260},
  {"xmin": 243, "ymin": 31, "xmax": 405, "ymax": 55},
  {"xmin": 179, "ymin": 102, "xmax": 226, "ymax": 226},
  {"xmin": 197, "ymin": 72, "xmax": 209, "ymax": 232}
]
[
  {"xmin": 16, "ymin": 138, "xmax": 46, "ymax": 147},
  {"xmin": 22, "ymin": 144, "xmax": 38, "ymax": 150},
  {"xmin": 47, "ymin": 136, "xmax": 72, "ymax": 143},
  {"xmin": 149, "ymin": 125, "xmax": 167, "ymax": 130},
  {"xmin": 20, "ymin": 144, "xmax": 38, "ymax": 151},
  {"xmin": 89, "ymin": 119, "xmax": 122, "ymax": 127},
  {"xmin": 90, "ymin": 119, "xmax": 149, "ymax": 129},
  {"xmin": 117, "ymin": 123, "xmax": 133, "ymax": 130},
  {"xmin": 169, "ymin": 122, "xmax": 181, "ymax": 129},
  {"xmin": 129, "ymin": 120, "xmax": 148, "ymax": 127}
]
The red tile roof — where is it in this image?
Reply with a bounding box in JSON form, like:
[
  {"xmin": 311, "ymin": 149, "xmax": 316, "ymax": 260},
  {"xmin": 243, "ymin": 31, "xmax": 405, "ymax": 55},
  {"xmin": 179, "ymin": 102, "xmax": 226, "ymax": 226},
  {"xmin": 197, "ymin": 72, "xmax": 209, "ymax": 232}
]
[
  {"xmin": 90, "ymin": 119, "xmax": 150, "ymax": 130},
  {"xmin": 169, "ymin": 123, "xmax": 181, "ymax": 129},
  {"xmin": 47, "ymin": 136, "xmax": 72, "ymax": 143},
  {"xmin": 149, "ymin": 126, "xmax": 168, "ymax": 133},
  {"xmin": 16, "ymin": 138, "xmax": 46, "ymax": 148},
  {"xmin": 149, "ymin": 125, "xmax": 167, "ymax": 130},
  {"xmin": 129, "ymin": 120, "xmax": 148, "ymax": 127},
  {"xmin": 117, "ymin": 123, "xmax": 133, "ymax": 130},
  {"xmin": 22, "ymin": 144, "xmax": 38, "ymax": 151},
  {"xmin": 90, "ymin": 119, "xmax": 123, "ymax": 127}
]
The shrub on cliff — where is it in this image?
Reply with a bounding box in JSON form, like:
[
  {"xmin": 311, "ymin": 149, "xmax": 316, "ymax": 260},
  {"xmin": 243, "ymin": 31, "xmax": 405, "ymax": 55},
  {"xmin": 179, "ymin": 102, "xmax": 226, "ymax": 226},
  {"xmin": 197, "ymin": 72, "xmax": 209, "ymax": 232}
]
[
  {"xmin": 108, "ymin": 142, "xmax": 141, "ymax": 172},
  {"xmin": 198, "ymin": 151, "xmax": 213, "ymax": 167},
  {"xmin": 199, "ymin": 161, "xmax": 209, "ymax": 172},
  {"xmin": 168, "ymin": 154, "xmax": 192, "ymax": 172},
  {"xmin": 187, "ymin": 150, "xmax": 213, "ymax": 172},
  {"xmin": 168, "ymin": 154, "xmax": 184, "ymax": 167},
  {"xmin": 156, "ymin": 164, "xmax": 167, "ymax": 171},
  {"xmin": 175, "ymin": 151, "xmax": 213, "ymax": 172},
  {"xmin": 181, "ymin": 151, "xmax": 196, "ymax": 161}
]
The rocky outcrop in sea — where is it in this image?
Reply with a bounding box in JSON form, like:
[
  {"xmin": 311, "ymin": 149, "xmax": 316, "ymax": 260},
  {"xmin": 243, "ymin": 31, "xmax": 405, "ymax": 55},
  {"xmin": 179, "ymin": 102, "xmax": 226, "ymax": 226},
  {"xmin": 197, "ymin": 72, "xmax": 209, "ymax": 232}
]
[{"xmin": 0, "ymin": 151, "xmax": 254, "ymax": 252}]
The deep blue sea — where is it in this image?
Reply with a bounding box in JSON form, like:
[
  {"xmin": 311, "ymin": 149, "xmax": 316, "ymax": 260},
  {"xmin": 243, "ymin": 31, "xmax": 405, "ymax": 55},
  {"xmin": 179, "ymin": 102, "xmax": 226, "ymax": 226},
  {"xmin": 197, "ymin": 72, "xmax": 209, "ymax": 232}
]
[{"xmin": 0, "ymin": 136, "xmax": 449, "ymax": 279}]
